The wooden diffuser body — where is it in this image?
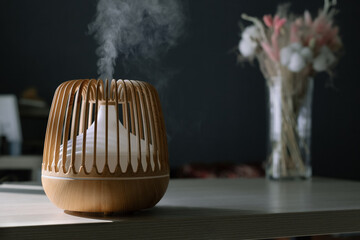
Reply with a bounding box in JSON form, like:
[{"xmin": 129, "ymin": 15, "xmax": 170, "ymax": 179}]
[{"xmin": 42, "ymin": 79, "xmax": 169, "ymax": 213}]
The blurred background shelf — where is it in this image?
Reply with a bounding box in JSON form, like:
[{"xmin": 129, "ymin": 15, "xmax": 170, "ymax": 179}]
[{"xmin": 0, "ymin": 155, "xmax": 42, "ymax": 183}]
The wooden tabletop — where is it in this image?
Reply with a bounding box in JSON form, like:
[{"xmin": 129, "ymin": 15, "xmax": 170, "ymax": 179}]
[{"xmin": 1, "ymin": 178, "xmax": 360, "ymax": 239}]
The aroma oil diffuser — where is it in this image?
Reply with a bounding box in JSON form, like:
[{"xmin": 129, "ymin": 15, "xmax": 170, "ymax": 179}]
[{"xmin": 42, "ymin": 79, "xmax": 169, "ymax": 213}]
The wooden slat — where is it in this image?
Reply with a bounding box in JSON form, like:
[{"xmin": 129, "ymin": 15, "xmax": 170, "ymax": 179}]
[
  {"xmin": 127, "ymin": 81, "xmax": 142, "ymax": 172},
  {"xmin": 112, "ymin": 79, "xmax": 120, "ymax": 171},
  {"xmin": 81, "ymin": 80, "xmax": 95, "ymax": 174},
  {"xmin": 61, "ymin": 81, "xmax": 82, "ymax": 173},
  {"xmin": 70, "ymin": 81, "xmax": 87, "ymax": 174},
  {"xmin": 119, "ymin": 80, "xmax": 131, "ymax": 173}
]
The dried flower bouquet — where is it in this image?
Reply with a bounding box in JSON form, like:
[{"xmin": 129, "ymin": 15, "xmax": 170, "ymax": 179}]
[{"xmin": 237, "ymin": 0, "xmax": 342, "ymax": 179}]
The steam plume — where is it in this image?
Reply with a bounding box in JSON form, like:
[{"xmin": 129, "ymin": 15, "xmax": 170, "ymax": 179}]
[{"xmin": 89, "ymin": 0, "xmax": 185, "ymax": 81}]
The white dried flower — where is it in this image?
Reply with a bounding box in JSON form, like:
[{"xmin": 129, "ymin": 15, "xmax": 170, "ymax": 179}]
[
  {"xmin": 238, "ymin": 25, "xmax": 260, "ymax": 57},
  {"xmin": 288, "ymin": 52, "xmax": 306, "ymax": 72},
  {"xmin": 290, "ymin": 42, "xmax": 302, "ymax": 51},
  {"xmin": 239, "ymin": 38, "xmax": 257, "ymax": 57},
  {"xmin": 300, "ymin": 47, "xmax": 313, "ymax": 62},
  {"xmin": 280, "ymin": 42, "xmax": 313, "ymax": 73},
  {"xmin": 280, "ymin": 47, "xmax": 292, "ymax": 66},
  {"xmin": 313, "ymin": 46, "xmax": 336, "ymax": 72},
  {"xmin": 242, "ymin": 25, "xmax": 261, "ymax": 41}
]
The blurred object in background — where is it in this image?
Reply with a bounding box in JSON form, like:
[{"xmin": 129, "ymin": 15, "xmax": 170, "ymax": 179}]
[
  {"xmin": 0, "ymin": 170, "xmax": 31, "ymax": 183},
  {"xmin": 0, "ymin": 155, "xmax": 42, "ymax": 184},
  {"xmin": 0, "ymin": 95, "xmax": 22, "ymax": 155},
  {"xmin": 174, "ymin": 162, "xmax": 265, "ymax": 178},
  {"xmin": 19, "ymin": 87, "xmax": 49, "ymax": 155},
  {"xmin": 273, "ymin": 232, "xmax": 360, "ymax": 240},
  {"xmin": 19, "ymin": 87, "xmax": 49, "ymax": 116},
  {"xmin": 0, "ymin": 91, "xmax": 45, "ymax": 183}
]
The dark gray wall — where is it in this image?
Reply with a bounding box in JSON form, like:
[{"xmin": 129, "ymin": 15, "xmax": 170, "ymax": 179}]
[{"xmin": 1, "ymin": 0, "xmax": 359, "ymax": 180}]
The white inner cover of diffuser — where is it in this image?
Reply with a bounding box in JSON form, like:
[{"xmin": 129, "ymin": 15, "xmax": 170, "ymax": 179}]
[{"xmin": 55, "ymin": 105, "xmax": 155, "ymax": 172}]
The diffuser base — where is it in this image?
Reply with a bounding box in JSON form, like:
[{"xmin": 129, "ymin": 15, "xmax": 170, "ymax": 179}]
[{"xmin": 42, "ymin": 175, "xmax": 169, "ymax": 213}]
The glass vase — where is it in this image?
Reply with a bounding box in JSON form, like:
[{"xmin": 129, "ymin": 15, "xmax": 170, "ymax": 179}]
[{"xmin": 266, "ymin": 75, "xmax": 314, "ymax": 180}]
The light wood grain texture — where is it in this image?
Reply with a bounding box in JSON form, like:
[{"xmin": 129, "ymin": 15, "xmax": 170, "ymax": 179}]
[
  {"xmin": 1, "ymin": 178, "xmax": 360, "ymax": 239},
  {"xmin": 42, "ymin": 79, "xmax": 169, "ymax": 213}
]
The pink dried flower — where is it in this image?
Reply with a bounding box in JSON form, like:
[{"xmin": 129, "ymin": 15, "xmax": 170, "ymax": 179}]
[
  {"xmin": 290, "ymin": 23, "xmax": 299, "ymax": 43},
  {"xmin": 309, "ymin": 13, "xmax": 340, "ymax": 50},
  {"xmin": 263, "ymin": 14, "xmax": 273, "ymax": 28},
  {"xmin": 274, "ymin": 15, "xmax": 287, "ymax": 33},
  {"xmin": 260, "ymin": 14, "xmax": 287, "ymax": 62},
  {"xmin": 264, "ymin": 14, "xmax": 287, "ymax": 33},
  {"xmin": 273, "ymin": 15, "xmax": 280, "ymax": 25},
  {"xmin": 296, "ymin": 18, "xmax": 303, "ymax": 26},
  {"xmin": 304, "ymin": 10, "xmax": 312, "ymax": 26}
]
